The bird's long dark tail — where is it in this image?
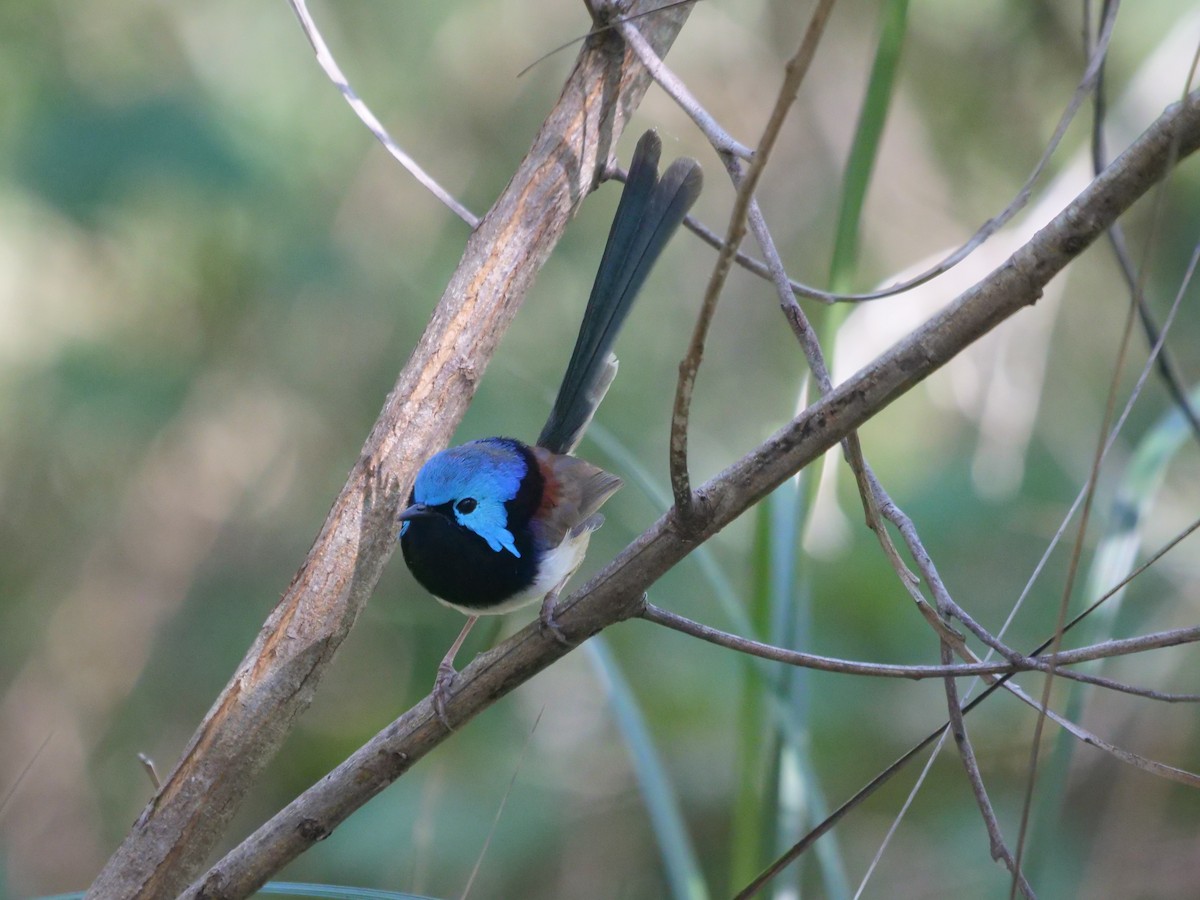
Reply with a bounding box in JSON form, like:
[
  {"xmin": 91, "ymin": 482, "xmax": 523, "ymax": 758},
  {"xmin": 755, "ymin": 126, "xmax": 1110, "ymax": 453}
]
[{"xmin": 537, "ymin": 130, "xmax": 702, "ymax": 455}]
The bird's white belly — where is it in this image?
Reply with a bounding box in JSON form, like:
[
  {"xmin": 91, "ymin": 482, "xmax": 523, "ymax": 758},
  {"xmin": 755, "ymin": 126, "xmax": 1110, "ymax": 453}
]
[{"xmin": 435, "ymin": 531, "xmax": 593, "ymax": 617}]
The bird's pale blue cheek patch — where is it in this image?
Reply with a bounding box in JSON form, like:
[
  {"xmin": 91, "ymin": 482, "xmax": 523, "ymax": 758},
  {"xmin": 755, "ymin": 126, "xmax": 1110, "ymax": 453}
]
[
  {"xmin": 400, "ymin": 520, "xmax": 410, "ymax": 537},
  {"xmin": 458, "ymin": 503, "xmax": 520, "ymax": 558}
]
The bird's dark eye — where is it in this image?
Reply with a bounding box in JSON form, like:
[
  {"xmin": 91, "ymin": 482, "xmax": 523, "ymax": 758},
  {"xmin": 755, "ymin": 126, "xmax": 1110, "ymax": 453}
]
[{"xmin": 455, "ymin": 498, "xmax": 477, "ymax": 514}]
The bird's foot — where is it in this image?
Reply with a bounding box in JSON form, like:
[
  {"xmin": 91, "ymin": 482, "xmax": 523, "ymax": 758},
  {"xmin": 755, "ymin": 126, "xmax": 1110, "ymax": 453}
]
[
  {"xmin": 539, "ymin": 592, "xmax": 570, "ymax": 647},
  {"xmin": 432, "ymin": 615, "xmax": 477, "ymax": 729},
  {"xmin": 433, "ymin": 660, "xmax": 458, "ymax": 729}
]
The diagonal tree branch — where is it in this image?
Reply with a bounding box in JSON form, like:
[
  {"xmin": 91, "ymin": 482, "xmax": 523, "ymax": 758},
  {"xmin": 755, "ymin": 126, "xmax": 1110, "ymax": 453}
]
[
  {"xmin": 83, "ymin": 3, "xmax": 693, "ymax": 897},
  {"xmin": 185, "ymin": 88, "xmax": 1200, "ymax": 900}
]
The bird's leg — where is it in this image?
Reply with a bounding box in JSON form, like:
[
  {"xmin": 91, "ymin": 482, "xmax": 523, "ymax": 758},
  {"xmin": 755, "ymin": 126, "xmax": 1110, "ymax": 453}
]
[
  {"xmin": 433, "ymin": 615, "xmax": 477, "ymax": 729},
  {"xmin": 539, "ymin": 584, "xmax": 571, "ymax": 647}
]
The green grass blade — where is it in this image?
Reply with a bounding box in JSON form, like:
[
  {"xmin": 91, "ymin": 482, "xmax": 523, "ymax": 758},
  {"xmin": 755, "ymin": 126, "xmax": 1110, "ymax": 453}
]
[
  {"xmin": 767, "ymin": 481, "xmax": 850, "ymax": 900},
  {"xmin": 586, "ymin": 638, "xmax": 710, "ymax": 900},
  {"xmin": 828, "ymin": 0, "xmax": 910, "ymax": 294},
  {"xmin": 728, "ymin": 502, "xmax": 775, "ymax": 891},
  {"xmin": 587, "ymin": 415, "xmax": 851, "ymax": 895}
]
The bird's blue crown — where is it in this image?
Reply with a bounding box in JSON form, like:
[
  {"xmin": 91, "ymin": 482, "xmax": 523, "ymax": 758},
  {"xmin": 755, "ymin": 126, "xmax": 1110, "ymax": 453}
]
[{"xmin": 406, "ymin": 437, "xmax": 528, "ymax": 557}]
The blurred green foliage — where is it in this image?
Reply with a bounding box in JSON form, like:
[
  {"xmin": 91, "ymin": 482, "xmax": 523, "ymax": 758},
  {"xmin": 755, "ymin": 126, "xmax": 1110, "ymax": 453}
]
[{"xmin": 2, "ymin": 2, "xmax": 1199, "ymax": 898}]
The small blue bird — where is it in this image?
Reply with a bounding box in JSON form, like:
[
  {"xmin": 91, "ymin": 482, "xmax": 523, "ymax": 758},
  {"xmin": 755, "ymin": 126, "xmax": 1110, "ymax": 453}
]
[{"xmin": 398, "ymin": 131, "xmax": 702, "ymax": 720}]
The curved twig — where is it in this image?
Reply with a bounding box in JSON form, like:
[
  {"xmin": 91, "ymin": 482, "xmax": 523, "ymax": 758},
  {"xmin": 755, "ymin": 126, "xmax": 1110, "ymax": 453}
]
[{"xmin": 287, "ymin": 0, "xmax": 479, "ymax": 227}]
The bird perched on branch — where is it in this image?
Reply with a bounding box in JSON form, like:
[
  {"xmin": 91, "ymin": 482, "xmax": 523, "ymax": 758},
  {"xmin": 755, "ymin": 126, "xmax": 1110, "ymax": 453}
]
[{"xmin": 398, "ymin": 130, "xmax": 702, "ymax": 723}]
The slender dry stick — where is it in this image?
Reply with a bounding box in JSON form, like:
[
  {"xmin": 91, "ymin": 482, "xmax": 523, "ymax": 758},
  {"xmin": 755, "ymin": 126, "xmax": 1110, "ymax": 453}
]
[
  {"xmin": 642, "ymin": 601, "xmax": 1200, "ymax": 691},
  {"xmin": 853, "ymin": 730, "xmax": 951, "ymax": 899},
  {"xmin": 136, "ymin": 754, "xmax": 161, "ymax": 792},
  {"xmin": 869, "ymin": 473, "xmax": 1024, "ymax": 662},
  {"xmin": 941, "ymin": 643, "xmax": 1036, "ymax": 898},
  {"xmin": 84, "ymin": 4, "xmax": 694, "ymax": 897},
  {"xmin": 910, "ymin": 486, "xmax": 1031, "ymax": 893},
  {"xmin": 878, "ymin": 449, "xmax": 1031, "ymax": 891},
  {"xmin": 664, "ymin": 0, "xmax": 839, "ymax": 515},
  {"xmin": 614, "ymin": 12, "xmax": 753, "ymax": 159},
  {"xmin": 520, "ymin": 0, "xmax": 703, "ymax": 78},
  {"xmin": 0, "ymin": 730, "xmax": 54, "ymax": 822},
  {"xmin": 1056, "ymin": 625, "xmax": 1200, "ymax": 668},
  {"xmin": 287, "ymin": 0, "xmax": 479, "ymax": 227},
  {"xmin": 998, "ymin": 676, "xmax": 1200, "ymax": 785},
  {"xmin": 183, "ymin": 92, "xmax": 1200, "ymax": 900}
]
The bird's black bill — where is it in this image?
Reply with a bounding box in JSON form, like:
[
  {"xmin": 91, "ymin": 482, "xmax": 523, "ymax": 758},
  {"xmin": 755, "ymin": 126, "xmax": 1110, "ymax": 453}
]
[
  {"xmin": 397, "ymin": 503, "xmax": 436, "ymax": 522},
  {"xmin": 537, "ymin": 130, "xmax": 702, "ymax": 455}
]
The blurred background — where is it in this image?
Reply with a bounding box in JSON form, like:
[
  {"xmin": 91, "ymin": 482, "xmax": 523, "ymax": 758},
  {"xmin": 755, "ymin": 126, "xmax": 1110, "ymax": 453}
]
[{"xmin": 2, "ymin": 1, "xmax": 1199, "ymax": 897}]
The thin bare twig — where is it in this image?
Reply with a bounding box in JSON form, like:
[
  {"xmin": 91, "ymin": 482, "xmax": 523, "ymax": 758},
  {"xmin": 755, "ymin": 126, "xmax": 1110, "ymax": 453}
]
[
  {"xmin": 641, "ymin": 602, "xmax": 1200, "ymax": 692},
  {"xmin": 0, "ymin": 730, "xmax": 54, "ymax": 822},
  {"xmin": 896, "ymin": 457, "xmax": 1031, "ymax": 891},
  {"xmin": 287, "ymin": 0, "xmax": 480, "ymax": 227},
  {"xmin": 941, "ymin": 643, "xmax": 1035, "ymax": 897},
  {"xmin": 460, "ymin": 709, "xmax": 544, "ymax": 900},
  {"xmin": 662, "ymin": 0, "xmax": 838, "ymax": 515},
  {"xmin": 613, "ymin": 13, "xmax": 753, "ymax": 159},
  {"xmin": 518, "ymin": 0, "xmax": 700, "ymax": 79},
  {"xmin": 853, "ymin": 728, "xmax": 951, "ymax": 898},
  {"xmin": 1002, "ymin": 674, "xmax": 1200, "ymax": 787},
  {"xmin": 1056, "ymin": 625, "xmax": 1200, "ymax": 668},
  {"xmin": 643, "ymin": 601, "xmax": 1007, "ymax": 677},
  {"xmin": 137, "ymin": 754, "xmax": 161, "ymax": 792}
]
